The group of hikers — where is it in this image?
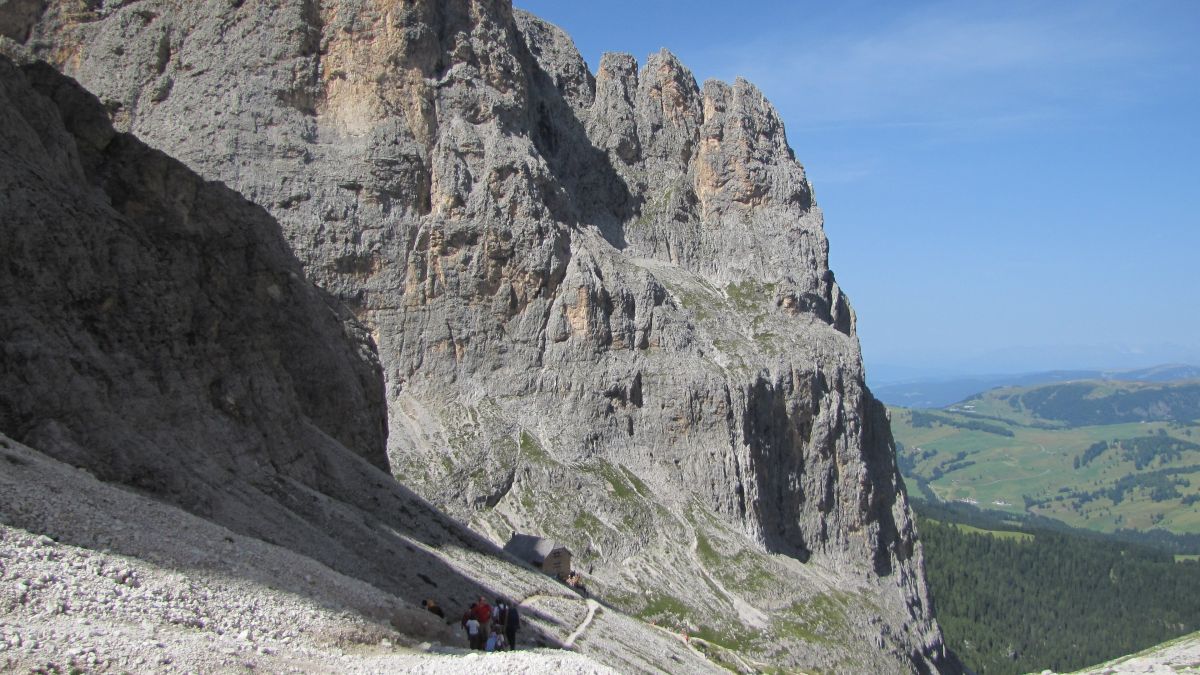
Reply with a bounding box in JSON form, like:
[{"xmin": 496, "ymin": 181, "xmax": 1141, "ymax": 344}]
[
  {"xmin": 461, "ymin": 595, "xmax": 521, "ymax": 651},
  {"xmin": 563, "ymin": 570, "xmax": 588, "ymax": 596},
  {"xmin": 421, "ymin": 595, "xmax": 521, "ymax": 651}
]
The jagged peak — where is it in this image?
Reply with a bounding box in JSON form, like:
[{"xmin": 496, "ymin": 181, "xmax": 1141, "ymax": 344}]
[
  {"xmin": 597, "ymin": 51, "xmax": 638, "ymax": 80},
  {"xmin": 700, "ymin": 75, "xmax": 795, "ymax": 155},
  {"xmin": 641, "ymin": 48, "xmax": 700, "ymax": 96}
]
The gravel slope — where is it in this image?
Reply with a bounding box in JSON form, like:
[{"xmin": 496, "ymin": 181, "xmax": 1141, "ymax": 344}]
[{"xmin": 0, "ymin": 433, "xmax": 617, "ymax": 673}]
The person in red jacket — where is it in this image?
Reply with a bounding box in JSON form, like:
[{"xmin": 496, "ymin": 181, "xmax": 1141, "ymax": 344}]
[{"xmin": 474, "ymin": 595, "xmax": 492, "ymax": 637}]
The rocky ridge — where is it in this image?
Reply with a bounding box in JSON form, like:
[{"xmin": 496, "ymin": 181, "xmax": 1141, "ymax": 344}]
[{"xmin": 5, "ymin": 1, "xmax": 953, "ymax": 671}]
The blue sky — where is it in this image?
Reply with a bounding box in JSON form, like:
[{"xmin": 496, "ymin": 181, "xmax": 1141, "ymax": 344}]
[{"xmin": 515, "ymin": 1, "xmax": 1200, "ymax": 380}]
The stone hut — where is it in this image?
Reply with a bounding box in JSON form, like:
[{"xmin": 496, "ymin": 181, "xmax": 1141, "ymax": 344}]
[{"xmin": 503, "ymin": 533, "xmax": 572, "ymax": 579}]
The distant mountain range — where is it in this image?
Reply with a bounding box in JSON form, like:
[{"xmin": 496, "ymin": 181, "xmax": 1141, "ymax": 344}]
[{"xmin": 872, "ymin": 364, "xmax": 1200, "ymax": 408}]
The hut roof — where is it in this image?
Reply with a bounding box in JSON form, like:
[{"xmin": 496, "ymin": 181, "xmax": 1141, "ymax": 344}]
[{"xmin": 503, "ymin": 533, "xmax": 569, "ymax": 564}]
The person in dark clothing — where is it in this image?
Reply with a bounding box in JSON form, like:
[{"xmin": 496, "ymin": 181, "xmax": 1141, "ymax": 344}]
[
  {"xmin": 503, "ymin": 600, "xmax": 520, "ymax": 650},
  {"xmin": 461, "ymin": 602, "xmax": 478, "ymax": 648},
  {"xmin": 464, "ymin": 615, "xmax": 482, "ymax": 649},
  {"xmin": 494, "ymin": 598, "xmax": 506, "ymax": 626}
]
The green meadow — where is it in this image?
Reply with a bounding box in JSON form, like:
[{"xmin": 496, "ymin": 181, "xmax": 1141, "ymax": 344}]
[{"xmin": 891, "ymin": 381, "xmax": 1200, "ymax": 535}]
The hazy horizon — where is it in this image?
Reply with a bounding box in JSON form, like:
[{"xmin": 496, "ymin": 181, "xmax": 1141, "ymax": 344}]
[
  {"xmin": 868, "ymin": 342, "xmax": 1200, "ymax": 383},
  {"xmin": 516, "ymin": 0, "xmax": 1200, "ymax": 377}
]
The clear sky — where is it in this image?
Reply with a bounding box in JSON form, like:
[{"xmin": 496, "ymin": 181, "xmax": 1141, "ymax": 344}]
[{"xmin": 514, "ymin": 1, "xmax": 1200, "ymax": 381}]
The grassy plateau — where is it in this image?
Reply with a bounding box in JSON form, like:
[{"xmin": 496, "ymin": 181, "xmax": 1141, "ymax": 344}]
[{"xmin": 890, "ymin": 379, "xmax": 1200, "ymax": 535}]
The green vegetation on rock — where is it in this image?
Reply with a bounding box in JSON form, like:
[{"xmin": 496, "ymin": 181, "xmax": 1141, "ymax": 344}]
[
  {"xmin": 519, "ymin": 430, "xmax": 555, "ymax": 464},
  {"xmin": 587, "ymin": 460, "xmax": 639, "ymax": 500},
  {"xmin": 771, "ymin": 594, "xmax": 852, "ymax": 646},
  {"xmin": 636, "ymin": 592, "xmax": 692, "ymax": 622},
  {"xmin": 724, "ymin": 280, "xmax": 776, "ymax": 312}
]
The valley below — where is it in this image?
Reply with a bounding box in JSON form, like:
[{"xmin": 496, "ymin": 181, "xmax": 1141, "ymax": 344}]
[
  {"xmin": 888, "ymin": 376, "xmax": 1200, "ymax": 673},
  {"xmin": 892, "ymin": 379, "xmax": 1200, "ymax": 540}
]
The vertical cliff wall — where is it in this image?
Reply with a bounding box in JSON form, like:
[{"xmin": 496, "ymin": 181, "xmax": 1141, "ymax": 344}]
[
  {"xmin": 9, "ymin": 1, "xmax": 953, "ymax": 670},
  {"xmin": 0, "ymin": 53, "xmax": 726, "ymax": 672}
]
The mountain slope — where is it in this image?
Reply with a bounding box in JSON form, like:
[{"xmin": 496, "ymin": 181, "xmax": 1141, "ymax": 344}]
[
  {"xmin": 0, "ymin": 432, "xmax": 620, "ymax": 673},
  {"xmin": 916, "ymin": 513, "xmax": 1200, "ymax": 674},
  {"xmin": 964, "ymin": 379, "xmax": 1200, "ymax": 427},
  {"xmin": 8, "ymin": 1, "xmax": 953, "ymax": 670}
]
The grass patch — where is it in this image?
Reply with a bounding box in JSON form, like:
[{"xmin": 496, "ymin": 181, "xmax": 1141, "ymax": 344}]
[
  {"xmin": 518, "ymin": 430, "xmax": 555, "ymax": 464},
  {"xmin": 772, "ymin": 593, "xmax": 851, "ymax": 646},
  {"xmin": 573, "ymin": 510, "xmax": 608, "ymax": 533},
  {"xmin": 589, "ymin": 461, "xmax": 638, "ymax": 500},
  {"xmin": 674, "ymin": 288, "xmax": 715, "ymax": 321},
  {"xmin": 689, "ymin": 640, "xmax": 743, "ymax": 673},
  {"xmin": 753, "ymin": 331, "xmax": 780, "ymax": 350},
  {"xmin": 702, "ymin": 542, "xmax": 777, "ymax": 594},
  {"xmin": 696, "ymin": 532, "xmax": 721, "ymax": 566},
  {"xmin": 660, "ymin": 276, "xmax": 726, "ymax": 325},
  {"xmin": 721, "ymin": 552, "xmax": 776, "ymax": 593},
  {"xmin": 619, "ymin": 465, "xmax": 650, "ymax": 497},
  {"xmin": 953, "ymin": 523, "xmax": 1035, "ymax": 541},
  {"xmin": 518, "ymin": 485, "xmax": 536, "ymax": 512},
  {"xmin": 636, "ymin": 593, "xmax": 691, "ymax": 621},
  {"xmin": 893, "ymin": 404, "xmax": 1200, "ymax": 536},
  {"xmin": 692, "ymin": 623, "xmax": 760, "ymax": 656},
  {"xmin": 724, "ymin": 280, "xmax": 776, "ymax": 312}
]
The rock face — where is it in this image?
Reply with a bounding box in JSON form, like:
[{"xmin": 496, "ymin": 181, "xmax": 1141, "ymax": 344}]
[
  {"xmin": 0, "ymin": 54, "xmax": 385, "ymax": 512},
  {"xmin": 0, "ymin": 53, "xmax": 721, "ymax": 674},
  {"xmin": 8, "ymin": 1, "xmax": 954, "ymax": 671},
  {"xmin": 0, "ymin": 50, "xmax": 467, "ymax": 599}
]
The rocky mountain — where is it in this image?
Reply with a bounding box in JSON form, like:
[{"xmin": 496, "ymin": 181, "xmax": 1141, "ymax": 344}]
[
  {"xmin": 2, "ymin": 1, "xmax": 955, "ymax": 671},
  {"xmin": 0, "ymin": 51, "xmax": 712, "ymax": 673}
]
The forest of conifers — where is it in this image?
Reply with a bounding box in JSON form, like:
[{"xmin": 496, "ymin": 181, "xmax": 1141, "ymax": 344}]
[{"xmin": 918, "ymin": 514, "xmax": 1200, "ymax": 674}]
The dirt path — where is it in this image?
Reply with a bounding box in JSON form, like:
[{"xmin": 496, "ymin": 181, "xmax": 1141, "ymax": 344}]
[{"xmin": 563, "ymin": 599, "xmax": 600, "ymax": 648}]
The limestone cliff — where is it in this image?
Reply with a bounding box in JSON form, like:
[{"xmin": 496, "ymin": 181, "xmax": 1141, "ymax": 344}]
[
  {"xmin": 8, "ymin": 1, "xmax": 954, "ymax": 671},
  {"xmin": 0, "ymin": 53, "xmax": 720, "ymax": 673}
]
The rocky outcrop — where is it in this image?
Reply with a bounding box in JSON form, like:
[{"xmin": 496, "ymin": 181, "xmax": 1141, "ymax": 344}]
[{"xmin": 8, "ymin": 1, "xmax": 954, "ymax": 671}]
